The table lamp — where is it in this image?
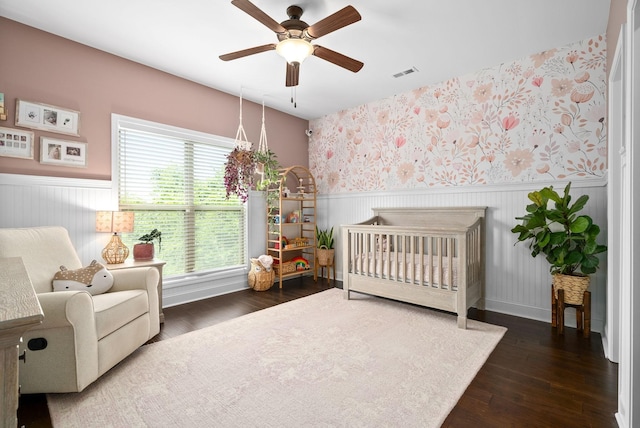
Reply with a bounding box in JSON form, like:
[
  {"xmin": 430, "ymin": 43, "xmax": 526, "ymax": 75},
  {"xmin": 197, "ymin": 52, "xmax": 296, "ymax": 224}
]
[{"xmin": 96, "ymin": 211, "xmax": 134, "ymax": 264}]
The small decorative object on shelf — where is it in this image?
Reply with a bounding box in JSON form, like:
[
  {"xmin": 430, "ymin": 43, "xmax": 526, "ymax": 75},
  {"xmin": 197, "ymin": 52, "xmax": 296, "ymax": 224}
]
[{"xmin": 134, "ymin": 229, "xmax": 162, "ymax": 261}]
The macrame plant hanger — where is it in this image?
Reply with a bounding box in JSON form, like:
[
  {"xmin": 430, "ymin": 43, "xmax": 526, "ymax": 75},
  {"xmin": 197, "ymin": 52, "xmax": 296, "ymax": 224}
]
[
  {"xmin": 256, "ymin": 100, "xmax": 269, "ymax": 177},
  {"xmin": 234, "ymin": 89, "xmax": 251, "ymax": 151}
]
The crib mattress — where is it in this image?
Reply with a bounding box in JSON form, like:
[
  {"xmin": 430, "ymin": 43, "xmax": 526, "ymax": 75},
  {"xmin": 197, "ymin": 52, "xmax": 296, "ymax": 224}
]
[{"xmin": 352, "ymin": 252, "xmax": 458, "ymax": 289}]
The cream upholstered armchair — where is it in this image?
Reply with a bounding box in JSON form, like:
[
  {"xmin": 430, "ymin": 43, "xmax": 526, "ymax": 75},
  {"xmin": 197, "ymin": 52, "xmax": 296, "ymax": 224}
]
[{"xmin": 0, "ymin": 226, "xmax": 160, "ymax": 393}]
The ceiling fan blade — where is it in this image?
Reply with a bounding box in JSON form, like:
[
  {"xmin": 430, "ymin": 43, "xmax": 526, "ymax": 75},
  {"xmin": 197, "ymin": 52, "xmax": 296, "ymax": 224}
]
[
  {"xmin": 286, "ymin": 62, "xmax": 300, "ymax": 87},
  {"xmin": 313, "ymin": 45, "xmax": 364, "ymax": 73},
  {"xmin": 231, "ymin": 0, "xmax": 286, "ymax": 34},
  {"xmin": 306, "ymin": 5, "xmax": 361, "ymax": 39},
  {"xmin": 219, "ymin": 43, "xmax": 276, "ymax": 61}
]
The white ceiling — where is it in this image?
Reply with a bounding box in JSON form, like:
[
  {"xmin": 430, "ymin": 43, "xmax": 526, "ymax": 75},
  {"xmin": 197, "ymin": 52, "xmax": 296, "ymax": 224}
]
[{"xmin": 1, "ymin": 0, "xmax": 610, "ymax": 120}]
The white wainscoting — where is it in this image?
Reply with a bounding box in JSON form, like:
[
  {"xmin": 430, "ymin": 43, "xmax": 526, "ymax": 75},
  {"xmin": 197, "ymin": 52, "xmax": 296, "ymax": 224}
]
[
  {"xmin": 1, "ymin": 173, "xmax": 608, "ymax": 332},
  {"xmin": 0, "ymin": 173, "xmax": 262, "ymax": 308},
  {"xmin": 0, "ymin": 173, "xmax": 115, "ymax": 262},
  {"xmin": 317, "ymin": 179, "xmax": 608, "ymax": 332}
]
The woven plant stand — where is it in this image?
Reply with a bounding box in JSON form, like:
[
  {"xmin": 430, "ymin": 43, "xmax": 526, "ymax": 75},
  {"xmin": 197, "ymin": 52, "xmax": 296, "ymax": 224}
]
[
  {"xmin": 317, "ymin": 248, "xmax": 335, "ymax": 267},
  {"xmin": 315, "ymin": 248, "xmax": 335, "ymax": 285},
  {"xmin": 552, "ymin": 273, "xmax": 590, "ymax": 305},
  {"xmin": 551, "ymin": 274, "xmax": 591, "ymax": 338}
]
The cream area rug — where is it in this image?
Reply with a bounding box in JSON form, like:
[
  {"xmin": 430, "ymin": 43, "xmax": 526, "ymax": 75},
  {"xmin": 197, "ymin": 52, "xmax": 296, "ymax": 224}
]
[{"xmin": 48, "ymin": 288, "xmax": 506, "ymax": 427}]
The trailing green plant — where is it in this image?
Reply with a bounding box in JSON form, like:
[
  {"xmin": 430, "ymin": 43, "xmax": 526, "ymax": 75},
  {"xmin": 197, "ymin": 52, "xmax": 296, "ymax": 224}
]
[
  {"xmin": 315, "ymin": 226, "xmax": 334, "ymax": 249},
  {"xmin": 223, "ymin": 148, "xmax": 281, "ymax": 205},
  {"xmin": 511, "ymin": 182, "xmax": 606, "ymax": 275},
  {"xmin": 138, "ymin": 229, "xmax": 162, "ymax": 252},
  {"xmin": 224, "ymin": 147, "xmax": 255, "ymax": 203},
  {"xmin": 254, "ymin": 149, "xmax": 281, "ymax": 191}
]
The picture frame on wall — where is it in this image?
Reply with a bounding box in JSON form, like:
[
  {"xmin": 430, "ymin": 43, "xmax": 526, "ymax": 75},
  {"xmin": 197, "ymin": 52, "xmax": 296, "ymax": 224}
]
[
  {"xmin": 16, "ymin": 99, "xmax": 80, "ymax": 136},
  {"xmin": 0, "ymin": 126, "xmax": 35, "ymax": 159},
  {"xmin": 40, "ymin": 137, "xmax": 87, "ymax": 168}
]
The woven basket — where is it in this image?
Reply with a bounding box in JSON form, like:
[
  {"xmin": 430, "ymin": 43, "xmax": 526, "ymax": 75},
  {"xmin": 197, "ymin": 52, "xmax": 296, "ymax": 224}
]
[
  {"xmin": 317, "ymin": 248, "xmax": 335, "ymax": 266},
  {"xmin": 274, "ymin": 261, "xmax": 296, "ymax": 275},
  {"xmin": 248, "ymin": 258, "xmax": 275, "ymax": 291},
  {"xmin": 552, "ymin": 273, "xmax": 590, "ymax": 305}
]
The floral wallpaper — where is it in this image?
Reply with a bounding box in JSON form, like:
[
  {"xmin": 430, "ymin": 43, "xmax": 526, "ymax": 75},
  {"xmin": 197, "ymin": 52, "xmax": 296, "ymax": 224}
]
[{"xmin": 309, "ymin": 35, "xmax": 607, "ymax": 194}]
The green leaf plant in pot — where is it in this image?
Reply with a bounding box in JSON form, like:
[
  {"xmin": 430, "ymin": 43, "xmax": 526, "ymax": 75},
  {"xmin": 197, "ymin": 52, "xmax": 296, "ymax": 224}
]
[
  {"xmin": 133, "ymin": 229, "xmax": 162, "ymax": 261},
  {"xmin": 511, "ymin": 182, "xmax": 607, "ymax": 304},
  {"xmin": 315, "ymin": 226, "xmax": 335, "ymax": 267},
  {"xmin": 254, "ymin": 149, "xmax": 282, "ymax": 215}
]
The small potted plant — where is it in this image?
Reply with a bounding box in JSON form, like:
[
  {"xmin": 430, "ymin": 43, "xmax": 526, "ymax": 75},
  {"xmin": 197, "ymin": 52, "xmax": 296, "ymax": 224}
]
[
  {"xmin": 511, "ymin": 182, "xmax": 607, "ymax": 304},
  {"xmin": 133, "ymin": 229, "xmax": 162, "ymax": 261},
  {"xmin": 315, "ymin": 226, "xmax": 334, "ymax": 267}
]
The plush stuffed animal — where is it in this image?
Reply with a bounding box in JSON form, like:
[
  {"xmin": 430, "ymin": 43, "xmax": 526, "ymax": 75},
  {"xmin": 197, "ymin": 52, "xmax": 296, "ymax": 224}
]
[{"xmin": 53, "ymin": 260, "xmax": 114, "ymax": 296}]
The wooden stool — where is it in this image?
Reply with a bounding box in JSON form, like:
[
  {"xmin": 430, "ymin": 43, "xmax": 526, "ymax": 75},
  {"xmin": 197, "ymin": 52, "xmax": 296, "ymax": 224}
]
[
  {"xmin": 551, "ymin": 284, "xmax": 591, "ymax": 338},
  {"xmin": 315, "ymin": 258, "xmax": 335, "ymax": 285}
]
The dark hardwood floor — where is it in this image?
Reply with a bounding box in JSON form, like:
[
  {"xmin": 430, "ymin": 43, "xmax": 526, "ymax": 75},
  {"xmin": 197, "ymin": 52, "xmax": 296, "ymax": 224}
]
[{"xmin": 18, "ymin": 277, "xmax": 618, "ymax": 427}]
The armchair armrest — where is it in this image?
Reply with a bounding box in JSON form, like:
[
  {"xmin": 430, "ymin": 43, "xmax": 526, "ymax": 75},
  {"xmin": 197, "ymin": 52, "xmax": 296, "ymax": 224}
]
[
  {"xmin": 109, "ymin": 267, "xmax": 159, "ymax": 293},
  {"xmin": 37, "ymin": 291, "xmax": 96, "ymax": 329},
  {"xmin": 24, "ymin": 291, "xmax": 100, "ymax": 392},
  {"xmin": 109, "ymin": 267, "xmax": 160, "ymax": 336}
]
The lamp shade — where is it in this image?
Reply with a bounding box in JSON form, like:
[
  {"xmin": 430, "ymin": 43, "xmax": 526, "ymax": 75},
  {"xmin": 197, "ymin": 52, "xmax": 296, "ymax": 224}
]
[
  {"xmin": 96, "ymin": 211, "xmax": 134, "ymax": 233},
  {"xmin": 276, "ymin": 38, "xmax": 313, "ymax": 64}
]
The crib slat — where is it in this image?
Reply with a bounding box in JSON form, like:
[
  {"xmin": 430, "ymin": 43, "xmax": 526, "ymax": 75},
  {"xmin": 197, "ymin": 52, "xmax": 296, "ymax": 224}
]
[
  {"xmin": 407, "ymin": 236, "xmax": 416, "ymax": 283},
  {"xmin": 427, "ymin": 237, "xmax": 433, "ymax": 288},
  {"xmin": 385, "ymin": 233, "xmax": 391, "ymax": 281},
  {"xmin": 357, "ymin": 232, "xmax": 363, "ymax": 274},
  {"xmin": 437, "ymin": 237, "xmax": 443, "ymax": 289},
  {"xmin": 366, "ymin": 232, "xmax": 372, "ymax": 277},
  {"xmin": 448, "ymin": 237, "xmax": 454, "ymax": 290},
  {"xmin": 394, "ymin": 234, "xmax": 399, "ymax": 283},
  {"xmin": 418, "ymin": 235, "xmax": 424, "ymax": 287}
]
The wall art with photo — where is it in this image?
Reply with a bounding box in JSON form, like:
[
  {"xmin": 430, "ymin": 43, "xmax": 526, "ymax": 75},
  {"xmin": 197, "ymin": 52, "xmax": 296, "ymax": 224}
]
[
  {"xmin": 0, "ymin": 126, "xmax": 34, "ymax": 159},
  {"xmin": 40, "ymin": 137, "xmax": 87, "ymax": 168},
  {"xmin": 16, "ymin": 99, "xmax": 80, "ymax": 136}
]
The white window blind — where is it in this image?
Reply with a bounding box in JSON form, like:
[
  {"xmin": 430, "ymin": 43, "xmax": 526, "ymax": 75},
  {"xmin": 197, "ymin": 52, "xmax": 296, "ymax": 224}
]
[{"xmin": 115, "ymin": 116, "xmax": 246, "ymax": 278}]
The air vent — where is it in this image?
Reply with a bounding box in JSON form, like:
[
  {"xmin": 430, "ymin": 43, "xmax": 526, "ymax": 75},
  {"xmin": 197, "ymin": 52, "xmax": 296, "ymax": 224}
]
[{"xmin": 392, "ymin": 67, "xmax": 419, "ymax": 78}]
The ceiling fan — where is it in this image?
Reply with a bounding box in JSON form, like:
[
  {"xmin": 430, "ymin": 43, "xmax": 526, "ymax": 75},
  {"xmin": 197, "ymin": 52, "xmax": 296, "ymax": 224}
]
[{"xmin": 219, "ymin": 0, "xmax": 364, "ymax": 87}]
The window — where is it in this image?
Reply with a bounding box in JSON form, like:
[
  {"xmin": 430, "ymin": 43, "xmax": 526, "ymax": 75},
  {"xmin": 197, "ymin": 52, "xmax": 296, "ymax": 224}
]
[{"xmin": 113, "ymin": 115, "xmax": 246, "ymax": 278}]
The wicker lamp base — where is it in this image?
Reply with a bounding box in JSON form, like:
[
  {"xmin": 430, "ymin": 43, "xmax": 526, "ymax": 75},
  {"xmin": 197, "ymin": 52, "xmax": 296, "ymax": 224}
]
[{"xmin": 102, "ymin": 233, "xmax": 130, "ymax": 264}]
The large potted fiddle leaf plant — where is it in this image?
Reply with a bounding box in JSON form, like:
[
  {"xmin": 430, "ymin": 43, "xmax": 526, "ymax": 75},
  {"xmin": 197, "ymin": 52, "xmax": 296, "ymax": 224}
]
[{"xmin": 511, "ymin": 182, "xmax": 607, "ymax": 304}]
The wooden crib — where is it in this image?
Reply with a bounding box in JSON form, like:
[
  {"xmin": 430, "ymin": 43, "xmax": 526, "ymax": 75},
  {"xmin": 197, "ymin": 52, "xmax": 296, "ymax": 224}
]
[{"xmin": 342, "ymin": 207, "xmax": 486, "ymax": 328}]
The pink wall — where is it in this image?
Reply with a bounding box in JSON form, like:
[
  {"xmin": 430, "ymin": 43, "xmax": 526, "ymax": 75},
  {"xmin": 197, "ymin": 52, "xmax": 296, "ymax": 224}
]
[{"xmin": 0, "ymin": 18, "xmax": 309, "ymax": 180}]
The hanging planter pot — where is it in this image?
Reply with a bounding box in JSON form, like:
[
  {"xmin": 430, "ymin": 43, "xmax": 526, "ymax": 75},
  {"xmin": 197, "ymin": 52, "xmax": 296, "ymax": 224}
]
[{"xmin": 224, "ymin": 147, "xmax": 255, "ymax": 203}]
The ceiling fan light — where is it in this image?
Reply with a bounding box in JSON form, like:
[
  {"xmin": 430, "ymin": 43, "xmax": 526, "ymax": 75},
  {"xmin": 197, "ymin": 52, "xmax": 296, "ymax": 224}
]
[{"xmin": 276, "ymin": 38, "xmax": 313, "ymax": 65}]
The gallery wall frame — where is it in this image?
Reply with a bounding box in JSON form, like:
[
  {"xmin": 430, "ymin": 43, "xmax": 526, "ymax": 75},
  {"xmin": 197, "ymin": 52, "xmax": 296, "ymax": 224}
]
[
  {"xmin": 0, "ymin": 126, "xmax": 35, "ymax": 159},
  {"xmin": 16, "ymin": 99, "xmax": 80, "ymax": 136},
  {"xmin": 40, "ymin": 136, "xmax": 87, "ymax": 168}
]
